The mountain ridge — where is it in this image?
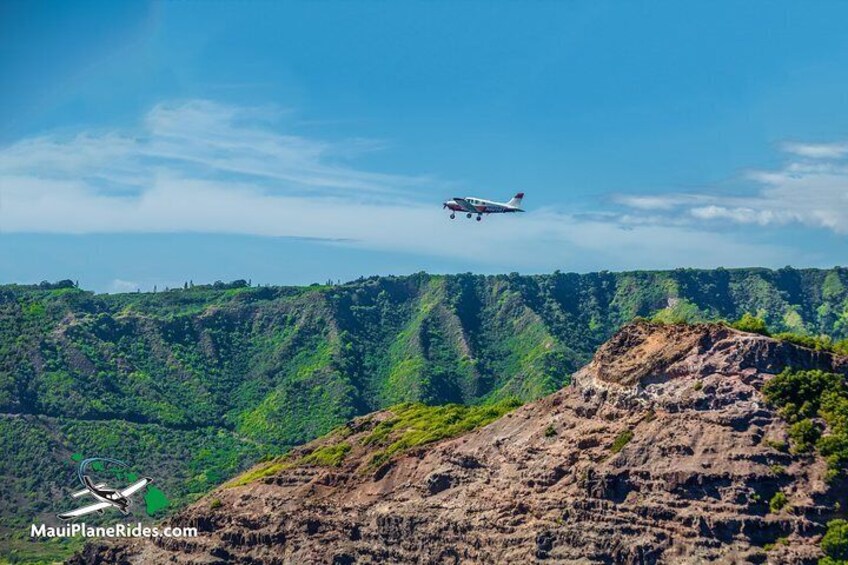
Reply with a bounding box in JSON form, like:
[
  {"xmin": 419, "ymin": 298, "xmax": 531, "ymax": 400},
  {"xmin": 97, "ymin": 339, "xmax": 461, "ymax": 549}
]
[
  {"xmin": 2, "ymin": 267, "xmax": 848, "ymax": 560},
  {"xmin": 70, "ymin": 321, "xmax": 848, "ymax": 564}
]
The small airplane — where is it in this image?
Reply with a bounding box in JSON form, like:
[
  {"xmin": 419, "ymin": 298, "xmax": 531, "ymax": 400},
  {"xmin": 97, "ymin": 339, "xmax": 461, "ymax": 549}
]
[
  {"xmin": 57, "ymin": 475, "xmax": 152, "ymax": 520},
  {"xmin": 443, "ymin": 192, "xmax": 525, "ymax": 221}
]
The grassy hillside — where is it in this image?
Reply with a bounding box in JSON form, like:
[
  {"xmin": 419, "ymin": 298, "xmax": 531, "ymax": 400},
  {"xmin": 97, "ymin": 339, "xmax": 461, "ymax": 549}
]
[{"xmin": 2, "ymin": 267, "xmax": 848, "ymax": 562}]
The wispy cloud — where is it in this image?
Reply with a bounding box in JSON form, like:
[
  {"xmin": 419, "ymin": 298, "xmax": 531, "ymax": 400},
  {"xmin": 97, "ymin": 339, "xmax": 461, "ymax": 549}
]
[
  {"xmin": 613, "ymin": 143, "xmax": 848, "ymax": 234},
  {"xmin": 110, "ymin": 279, "xmax": 139, "ymax": 293},
  {"xmin": 782, "ymin": 141, "xmax": 848, "ymax": 159},
  {"xmin": 0, "ymin": 100, "xmax": 793, "ymax": 270},
  {"xmin": 0, "ymin": 100, "xmax": 424, "ymax": 199}
]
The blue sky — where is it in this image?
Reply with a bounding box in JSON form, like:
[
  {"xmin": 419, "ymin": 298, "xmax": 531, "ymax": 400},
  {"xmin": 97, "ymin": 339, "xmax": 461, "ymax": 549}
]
[{"xmin": 1, "ymin": 1, "xmax": 847, "ymax": 292}]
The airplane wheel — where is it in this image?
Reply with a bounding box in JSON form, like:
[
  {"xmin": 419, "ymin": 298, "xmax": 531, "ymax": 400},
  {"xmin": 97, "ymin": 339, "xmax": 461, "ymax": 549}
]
[
  {"xmin": 466, "ymin": 213, "xmax": 472, "ymax": 219},
  {"xmin": 450, "ymin": 213, "xmax": 455, "ymax": 219},
  {"xmin": 476, "ymin": 215, "xmax": 482, "ymax": 222}
]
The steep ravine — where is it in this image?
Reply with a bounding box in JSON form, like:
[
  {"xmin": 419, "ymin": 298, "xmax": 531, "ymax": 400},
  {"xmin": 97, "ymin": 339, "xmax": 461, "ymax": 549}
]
[{"xmin": 71, "ymin": 322, "xmax": 848, "ymax": 564}]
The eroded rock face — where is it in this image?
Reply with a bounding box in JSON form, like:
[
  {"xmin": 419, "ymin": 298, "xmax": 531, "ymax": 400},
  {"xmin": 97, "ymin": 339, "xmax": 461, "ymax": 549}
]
[{"xmin": 70, "ymin": 322, "xmax": 848, "ymax": 564}]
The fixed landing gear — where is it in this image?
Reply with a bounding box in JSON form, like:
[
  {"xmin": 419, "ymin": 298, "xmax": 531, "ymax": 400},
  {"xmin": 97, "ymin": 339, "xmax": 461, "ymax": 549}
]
[
  {"xmin": 449, "ymin": 213, "xmax": 456, "ymax": 219},
  {"xmin": 476, "ymin": 215, "xmax": 482, "ymax": 222},
  {"xmin": 466, "ymin": 213, "xmax": 473, "ymax": 219}
]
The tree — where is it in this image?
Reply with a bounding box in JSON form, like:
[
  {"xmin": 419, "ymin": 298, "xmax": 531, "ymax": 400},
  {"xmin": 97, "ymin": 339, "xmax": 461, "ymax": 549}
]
[
  {"xmin": 822, "ymin": 519, "xmax": 848, "ymax": 562},
  {"xmin": 731, "ymin": 313, "xmax": 769, "ymax": 335}
]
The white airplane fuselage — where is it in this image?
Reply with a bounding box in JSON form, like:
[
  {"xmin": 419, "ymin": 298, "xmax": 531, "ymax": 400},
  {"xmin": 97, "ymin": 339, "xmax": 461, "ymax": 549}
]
[
  {"xmin": 443, "ymin": 192, "xmax": 525, "ymax": 221},
  {"xmin": 84, "ymin": 476, "xmax": 130, "ymax": 513}
]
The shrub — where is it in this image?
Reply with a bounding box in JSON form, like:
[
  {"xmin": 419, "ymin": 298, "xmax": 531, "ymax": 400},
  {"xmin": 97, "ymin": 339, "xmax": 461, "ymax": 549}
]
[
  {"xmin": 788, "ymin": 419, "xmax": 821, "ymax": 453},
  {"xmin": 209, "ymin": 498, "xmax": 222, "ymax": 509},
  {"xmin": 731, "ymin": 313, "xmax": 769, "ymax": 335},
  {"xmin": 772, "ymin": 332, "xmax": 848, "ymax": 357},
  {"xmin": 821, "ymin": 519, "xmax": 848, "ymax": 562},
  {"xmin": 764, "ymin": 368, "xmax": 848, "ymax": 477},
  {"xmin": 763, "ymin": 537, "xmax": 789, "ymax": 551},
  {"xmin": 769, "ymin": 491, "xmax": 788, "ymax": 513},
  {"xmin": 610, "ymin": 430, "xmax": 634, "ymax": 454},
  {"xmin": 764, "ymin": 439, "xmax": 788, "ymax": 452},
  {"xmin": 774, "ymin": 332, "xmax": 833, "ymax": 352},
  {"xmin": 769, "ymin": 464, "xmax": 786, "ymax": 476},
  {"xmin": 651, "ymin": 299, "xmax": 703, "ymax": 325},
  {"xmin": 544, "ymin": 425, "xmax": 557, "ymax": 438},
  {"xmin": 763, "ymin": 369, "xmax": 842, "ymax": 422}
]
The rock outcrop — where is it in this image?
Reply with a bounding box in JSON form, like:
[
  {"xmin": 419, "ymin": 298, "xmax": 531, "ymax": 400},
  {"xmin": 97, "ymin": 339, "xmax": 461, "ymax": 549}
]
[{"xmin": 70, "ymin": 322, "xmax": 848, "ymax": 564}]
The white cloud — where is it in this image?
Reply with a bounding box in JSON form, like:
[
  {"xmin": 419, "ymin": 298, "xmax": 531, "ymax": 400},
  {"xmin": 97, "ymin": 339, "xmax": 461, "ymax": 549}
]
[
  {"xmin": 782, "ymin": 141, "xmax": 848, "ymax": 159},
  {"xmin": 614, "ymin": 142, "xmax": 848, "ymax": 234},
  {"xmin": 612, "ymin": 195, "xmax": 691, "ymax": 211},
  {"xmin": 688, "ymin": 205, "xmax": 793, "ymax": 226},
  {"xmin": 110, "ymin": 279, "xmax": 140, "ymax": 293},
  {"xmin": 0, "ymin": 99, "xmax": 791, "ymax": 271}
]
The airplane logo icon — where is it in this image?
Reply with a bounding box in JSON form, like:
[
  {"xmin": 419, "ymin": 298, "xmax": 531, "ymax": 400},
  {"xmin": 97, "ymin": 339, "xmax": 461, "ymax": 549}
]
[{"xmin": 57, "ymin": 458, "xmax": 153, "ymax": 520}]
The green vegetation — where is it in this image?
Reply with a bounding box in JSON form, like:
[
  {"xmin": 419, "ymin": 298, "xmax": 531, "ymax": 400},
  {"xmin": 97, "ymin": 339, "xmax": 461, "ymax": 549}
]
[
  {"xmin": 226, "ymin": 459, "xmax": 292, "ymax": 487},
  {"xmin": 728, "ymin": 313, "xmax": 848, "ymax": 355},
  {"xmin": 773, "ymin": 333, "xmax": 848, "ymax": 355},
  {"xmin": 769, "ymin": 464, "xmax": 786, "ymax": 477},
  {"xmin": 763, "ymin": 368, "xmax": 848, "ymax": 480},
  {"xmin": 1, "ymin": 537, "xmax": 84, "ymax": 565},
  {"xmin": 769, "ymin": 491, "xmax": 788, "ymax": 513},
  {"xmin": 731, "ymin": 313, "xmax": 770, "ymax": 335},
  {"xmin": 652, "ymin": 298, "xmax": 705, "ymax": 325},
  {"xmin": 610, "ymin": 429, "xmax": 634, "ymax": 454},
  {"xmin": 300, "ymin": 442, "xmax": 351, "ymax": 467},
  {"xmin": 821, "ymin": 519, "xmax": 848, "ymax": 564},
  {"xmin": 544, "ymin": 424, "xmax": 557, "ymax": 437},
  {"xmin": 764, "ymin": 438, "xmax": 788, "ymax": 452},
  {"xmin": 1, "ymin": 267, "xmax": 847, "ymax": 561},
  {"xmin": 229, "ymin": 399, "xmax": 521, "ymax": 486},
  {"xmin": 788, "ymin": 419, "xmax": 821, "ymax": 453},
  {"xmin": 763, "ymin": 537, "xmax": 790, "ymax": 551},
  {"xmin": 362, "ymin": 399, "xmax": 521, "ymax": 470}
]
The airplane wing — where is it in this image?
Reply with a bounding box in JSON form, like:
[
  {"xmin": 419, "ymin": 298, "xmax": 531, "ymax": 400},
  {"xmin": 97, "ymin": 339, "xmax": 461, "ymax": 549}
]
[
  {"xmin": 58, "ymin": 501, "xmax": 112, "ymax": 520},
  {"xmin": 71, "ymin": 483, "xmax": 106, "ymax": 498},
  {"xmin": 119, "ymin": 477, "xmax": 152, "ymax": 497},
  {"xmin": 452, "ymin": 197, "xmax": 478, "ymax": 213}
]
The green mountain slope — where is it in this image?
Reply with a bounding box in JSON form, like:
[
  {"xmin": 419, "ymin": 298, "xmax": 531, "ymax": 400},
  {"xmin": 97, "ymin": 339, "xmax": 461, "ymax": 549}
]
[{"xmin": 2, "ymin": 267, "xmax": 848, "ymax": 562}]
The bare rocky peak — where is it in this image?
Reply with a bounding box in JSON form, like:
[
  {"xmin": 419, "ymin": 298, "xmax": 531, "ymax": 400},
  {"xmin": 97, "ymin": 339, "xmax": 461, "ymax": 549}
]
[{"xmin": 71, "ymin": 322, "xmax": 848, "ymax": 565}]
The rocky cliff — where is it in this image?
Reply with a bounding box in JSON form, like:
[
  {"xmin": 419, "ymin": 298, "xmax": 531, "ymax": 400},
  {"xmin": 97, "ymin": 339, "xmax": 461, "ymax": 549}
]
[{"xmin": 71, "ymin": 322, "xmax": 848, "ymax": 564}]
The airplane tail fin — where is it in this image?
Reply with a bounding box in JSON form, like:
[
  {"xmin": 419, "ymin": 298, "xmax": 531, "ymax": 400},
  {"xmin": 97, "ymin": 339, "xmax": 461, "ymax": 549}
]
[{"xmin": 507, "ymin": 192, "xmax": 524, "ymax": 208}]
